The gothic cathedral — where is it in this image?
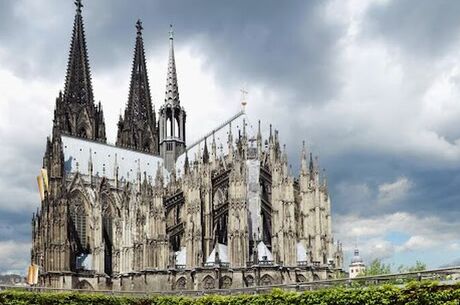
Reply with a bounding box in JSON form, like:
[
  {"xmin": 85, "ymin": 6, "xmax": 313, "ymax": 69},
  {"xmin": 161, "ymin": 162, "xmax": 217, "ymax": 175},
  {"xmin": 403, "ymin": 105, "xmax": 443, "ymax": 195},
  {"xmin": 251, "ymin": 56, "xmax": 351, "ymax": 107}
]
[{"xmin": 31, "ymin": 1, "xmax": 343, "ymax": 291}]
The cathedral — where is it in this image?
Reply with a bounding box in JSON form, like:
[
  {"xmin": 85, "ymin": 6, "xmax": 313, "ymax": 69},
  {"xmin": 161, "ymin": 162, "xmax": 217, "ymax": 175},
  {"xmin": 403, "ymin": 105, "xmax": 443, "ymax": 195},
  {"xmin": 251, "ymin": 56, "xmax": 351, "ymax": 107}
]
[{"xmin": 31, "ymin": 1, "xmax": 343, "ymax": 291}]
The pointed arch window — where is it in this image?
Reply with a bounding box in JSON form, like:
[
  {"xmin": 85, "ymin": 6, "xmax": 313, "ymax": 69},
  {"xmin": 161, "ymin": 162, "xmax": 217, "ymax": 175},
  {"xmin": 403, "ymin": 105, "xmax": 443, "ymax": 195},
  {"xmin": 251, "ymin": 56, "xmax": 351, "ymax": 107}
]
[
  {"xmin": 166, "ymin": 117, "xmax": 172, "ymax": 138},
  {"xmin": 213, "ymin": 187, "xmax": 228, "ymax": 245},
  {"xmin": 101, "ymin": 194, "xmax": 114, "ymax": 275},
  {"xmin": 70, "ymin": 196, "xmax": 89, "ymax": 252}
]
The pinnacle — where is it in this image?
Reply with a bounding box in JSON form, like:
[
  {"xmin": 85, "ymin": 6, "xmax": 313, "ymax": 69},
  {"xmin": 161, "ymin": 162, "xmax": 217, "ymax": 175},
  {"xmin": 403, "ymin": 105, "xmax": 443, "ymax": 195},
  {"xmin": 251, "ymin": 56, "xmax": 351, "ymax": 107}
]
[{"xmin": 164, "ymin": 25, "xmax": 180, "ymax": 106}]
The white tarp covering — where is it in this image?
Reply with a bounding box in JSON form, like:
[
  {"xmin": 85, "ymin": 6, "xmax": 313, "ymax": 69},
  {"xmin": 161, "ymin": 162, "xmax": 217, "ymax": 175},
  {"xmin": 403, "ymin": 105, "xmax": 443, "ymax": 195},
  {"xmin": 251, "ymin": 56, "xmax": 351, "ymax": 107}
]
[
  {"xmin": 175, "ymin": 247, "xmax": 186, "ymax": 265},
  {"xmin": 257, "ymin": 241, "xmax": 273, "ymax": 261},
  {"xmin": 206, "ymin": 243, "xmax": 229, "ymax": 263},
  {"xmin": 247, "ymin": 159, "xmax": 262, "ymax": 240},
  {"xmin": 296, "ymin": 242, "xmax": 308, "ymax": 262},
  {"xmin": 62, "ymin": 135, "xmax": 167, "ymax": 183},
  {"xmin": 76, "ymin": 253, "xmax": 92, "ymax": 270}
]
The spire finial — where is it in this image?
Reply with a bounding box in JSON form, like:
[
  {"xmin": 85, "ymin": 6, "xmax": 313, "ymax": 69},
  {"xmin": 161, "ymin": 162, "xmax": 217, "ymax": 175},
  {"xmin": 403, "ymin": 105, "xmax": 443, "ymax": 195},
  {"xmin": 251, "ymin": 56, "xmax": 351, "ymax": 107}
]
[
  {"xmin": 164, "ymin": 24, "xmax": 180, "ymax": 106},
  {"xmin": 169, "ymin": 24, "xmax": 174, "ymax": 40},
  {"xmin": 240, "ymin": 87, "xmax": 248, "ymax": 110},
  {"xmin": 75, "ymin": 0, "xmax": 83, "ymax": 14},
  {"xmin": 136, "ymin": 19, "xmax": 143, "ymax": 36}
]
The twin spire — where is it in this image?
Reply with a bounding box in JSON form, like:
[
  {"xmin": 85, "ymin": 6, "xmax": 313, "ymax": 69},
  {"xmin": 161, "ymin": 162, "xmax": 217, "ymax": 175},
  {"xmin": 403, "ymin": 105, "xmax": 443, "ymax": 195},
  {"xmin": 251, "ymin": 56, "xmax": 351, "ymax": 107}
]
[
  {"xmin": 126, "ymin": 19, "xmax": 154, "ymax": 128},
  {"xmin": 116, "ymin": 19, "xmax": 157, "ymax": 153},
  {"xmin": 63, "ymin": 0, "xmax": 94, "ymax": 106},
  {"xmin": 53, "ymin": 0, "xmax": 106, "ymax": 141},
  {"xmin": 58, "ymin": 0, "xmax": 181, "ymax": 154}
]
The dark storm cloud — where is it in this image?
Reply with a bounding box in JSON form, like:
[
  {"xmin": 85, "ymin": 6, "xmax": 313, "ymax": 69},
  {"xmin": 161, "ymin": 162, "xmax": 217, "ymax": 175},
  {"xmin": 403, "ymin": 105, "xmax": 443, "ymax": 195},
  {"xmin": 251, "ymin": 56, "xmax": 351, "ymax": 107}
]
[
  {"xmin": 1, "ymin": 0, "xmax": 343, "ymax": 104},
  {"xmin": 1, "ymin": 0, "xmax": 460, "ymax": 272},
  {"xmin": 0, "ymin": 1, "xmax": 71, "ymax": 79},
  {"xmin": 365, "ymin": 0, "xmax": 460, "ymax": 58},
  {"xmin": 0, "ymin": 211, "xmax": 31, "ymax": 242},
  {"xmin": 326, "ymin": 152, "xmax": 460, "ymax": 221}
]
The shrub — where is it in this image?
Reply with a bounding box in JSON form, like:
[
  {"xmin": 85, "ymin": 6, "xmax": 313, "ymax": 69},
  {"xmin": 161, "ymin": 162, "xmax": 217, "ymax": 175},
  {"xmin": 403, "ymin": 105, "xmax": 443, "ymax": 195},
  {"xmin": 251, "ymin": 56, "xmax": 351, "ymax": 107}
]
[{"xmin": 1, "ymin": 281, "xmax": 459, "ymax": 305}]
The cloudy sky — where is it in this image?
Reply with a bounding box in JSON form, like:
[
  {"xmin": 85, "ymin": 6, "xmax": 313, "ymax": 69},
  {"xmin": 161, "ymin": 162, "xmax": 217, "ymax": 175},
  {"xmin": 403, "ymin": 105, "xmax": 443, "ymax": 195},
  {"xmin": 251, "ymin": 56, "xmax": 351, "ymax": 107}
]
[{"xmin": 1, "ymin": 0, "xmax": 460, "ymax": 274}]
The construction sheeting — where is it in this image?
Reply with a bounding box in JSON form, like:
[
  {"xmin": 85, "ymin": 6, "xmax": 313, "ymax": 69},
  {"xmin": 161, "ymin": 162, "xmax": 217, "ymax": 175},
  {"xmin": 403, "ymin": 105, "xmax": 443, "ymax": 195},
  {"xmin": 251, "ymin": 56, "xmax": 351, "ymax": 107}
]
[
  {"xmin": 247, "ymin": 159, "xmax": 262, "ymax": 240},
  {"xmin": 40, "ymin": 168, "xmax": 49, "ymax": 191},
  {"xmin": 61, "ymin": 135, "xmax": 168, "ymax": 183},
  {"xmin": 297, "ymin": 242, "xmax": 308, "ymax": 262},
  {"xmin": 257, "ymin": 241, "xmax": 273, "ymax": 261},
  {"xmin": 37, "ymin": 175, "xmax": 44, "ymax": 201},
  {"xmin": 206, "ymin": 243, "xmax": 229, "ymax": 263},
  {"xmin": 175, "ymin": 247, "xmax": 186, "ymax": 265},
  {"xmin": 26, "ymin": 264, "xmax": 39, "ymax": 285},
  {"xmin": 76, "ymin": 253, "xmax": 92, "ymax": 270}
]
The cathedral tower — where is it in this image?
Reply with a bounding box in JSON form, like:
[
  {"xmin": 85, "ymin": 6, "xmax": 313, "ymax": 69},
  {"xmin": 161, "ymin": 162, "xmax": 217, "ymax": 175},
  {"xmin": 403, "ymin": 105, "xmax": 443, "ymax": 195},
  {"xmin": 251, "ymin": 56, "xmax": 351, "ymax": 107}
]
[
  {"xmin": 159, "ymin": 25, "xmax": 186, "ymax": 171},
  {"xmin": 116, "ymin": 20, "xmax": 158, "ymax": 154},
  {"xmin": 32, "ymin": 2, "xmax": 345, "ymax": 289},
  {"xmin": 53, "ymin": 0, "xmax": 106, "ymax": 142}
]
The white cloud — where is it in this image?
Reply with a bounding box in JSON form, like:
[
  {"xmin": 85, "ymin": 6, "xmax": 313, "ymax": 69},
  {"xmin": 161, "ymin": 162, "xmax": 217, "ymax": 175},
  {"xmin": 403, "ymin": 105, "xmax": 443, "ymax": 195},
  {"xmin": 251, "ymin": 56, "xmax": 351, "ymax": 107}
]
[
  {"xmin": 361, "ymin": 238, "xmax": 396, "ymax": 261},
  {"xmin": 0, "ymin": 52, "xmax": 57, "ymax": 212},
  {"xmin": 0, "ymin": 240, "xmax": 30, "ymax": 275},
  {"xmin": 335, "ymin": 212, "xmax": 460, "ymax": 265},
  {"xmin": 377, "ymin": 177, "xmax": 413, "ymax": 205},
  {"xmin": 397, "ymin": 235, "xmax": 435, "ymax": 252},
  {"xmin": 290, "ymin": 0, "xmax": 460, "ymax": 169}
]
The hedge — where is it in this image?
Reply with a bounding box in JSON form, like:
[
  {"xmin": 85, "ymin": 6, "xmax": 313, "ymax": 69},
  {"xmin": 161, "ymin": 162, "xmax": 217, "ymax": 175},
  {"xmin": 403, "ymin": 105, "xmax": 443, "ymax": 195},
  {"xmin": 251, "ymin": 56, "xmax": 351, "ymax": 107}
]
[{"xmin": 1, "ymin": 281, "xmax": 459, "ymax": 305}]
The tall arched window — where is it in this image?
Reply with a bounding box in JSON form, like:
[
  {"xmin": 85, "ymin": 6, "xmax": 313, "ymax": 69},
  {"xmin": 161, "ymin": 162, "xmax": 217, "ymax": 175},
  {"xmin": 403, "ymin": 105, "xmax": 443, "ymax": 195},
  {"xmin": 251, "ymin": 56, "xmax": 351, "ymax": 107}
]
[
  {"xmin": 101, "ymin": 195, "xmax": 114, "ymax": 276},
  {"xmin": 213, "ymin": 187, "xmax": 228, "ymax": 245},
  {"xmin": 174, "ymin": 116, "xmax": 180, "ymax": 138},
  {"xmin": 70, "ymin": 196, "xmax": 89, "ymax": 252},
  {"xmin": 78, "ymin": 128, "xmax": 88, "ymax": 138},
  {"xmin": 166, "ymin": 117, "xmax": 172, "ymax": 137}
]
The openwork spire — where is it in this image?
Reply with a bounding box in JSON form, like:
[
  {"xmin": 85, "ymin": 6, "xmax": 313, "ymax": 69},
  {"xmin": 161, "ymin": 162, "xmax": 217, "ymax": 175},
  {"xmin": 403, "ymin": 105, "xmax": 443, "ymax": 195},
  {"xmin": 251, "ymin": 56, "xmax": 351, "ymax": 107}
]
[
  {"xmin": 52, "ymin": 0, "xmax": 106, "ymax": 142},
  {"xmin": 126, "ymin": 19, "xmax": 154, "ymax": 126},
  {"xmin": 164, "ymin": 24, "xmax": 180, "ymax": 105},
  {"xmin": 116, "ymin": 19, "xmax": 157, "ymax": 154},
  {"xmin": 63, "ymin": 0, "xmax": 94, "ymax": 106}
]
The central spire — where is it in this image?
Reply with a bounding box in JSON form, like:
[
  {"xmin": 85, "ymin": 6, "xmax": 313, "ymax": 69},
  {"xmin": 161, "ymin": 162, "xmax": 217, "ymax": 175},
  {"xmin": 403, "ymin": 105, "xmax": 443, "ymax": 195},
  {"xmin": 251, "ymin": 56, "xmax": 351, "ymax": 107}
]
[
  {"xmin": 116, "ymin": 19, "xmax": 158, "ymax": 154},
  {"xmin": 159, "ymin": 24, "xmax": 186, "ymax": 171},
  {"xmin": 63, "ymin": 0, "xmax": 94, "ymax": 106},
  {"xmin": 165, "ymin": 24, "xmax": 180, "ymax": 106}
]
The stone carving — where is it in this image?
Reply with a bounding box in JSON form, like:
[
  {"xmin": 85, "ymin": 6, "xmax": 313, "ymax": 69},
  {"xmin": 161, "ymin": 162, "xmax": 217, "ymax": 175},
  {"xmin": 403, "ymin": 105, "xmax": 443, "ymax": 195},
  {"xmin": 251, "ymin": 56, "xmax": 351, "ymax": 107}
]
[
  {"xmin": 176, "ymin": 277, "xmax": 186, "ymax": 290},
  {"xmin": 221, "ymin": 276, "xmax": 232, "ymax": 289},
  {"xmin": 202, "ymin": 275, "xmax": 215, "ymax": 290},
  {"xmin": 260, "ymin": 274, "xmax": 274, "ymax": 286}
]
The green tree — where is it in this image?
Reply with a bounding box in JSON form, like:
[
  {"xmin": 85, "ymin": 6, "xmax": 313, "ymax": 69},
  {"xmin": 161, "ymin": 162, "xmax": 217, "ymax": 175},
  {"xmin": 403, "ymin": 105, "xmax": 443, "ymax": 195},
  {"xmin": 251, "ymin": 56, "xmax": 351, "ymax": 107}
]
[
  {"xmin": 397, "ymin": 260, "xmax": 426, "ymax": 273},
  {"xmin": 360, "ymin": 258, "xmax": 392, "ymax": 276}
]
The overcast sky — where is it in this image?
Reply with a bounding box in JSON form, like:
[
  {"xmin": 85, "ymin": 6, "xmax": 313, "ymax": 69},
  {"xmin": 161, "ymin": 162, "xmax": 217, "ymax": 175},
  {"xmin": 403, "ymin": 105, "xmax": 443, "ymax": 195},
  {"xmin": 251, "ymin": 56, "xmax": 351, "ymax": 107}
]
[{"xmin": 0, "ymin": 0, "xmax": 459, "ymax": 274}]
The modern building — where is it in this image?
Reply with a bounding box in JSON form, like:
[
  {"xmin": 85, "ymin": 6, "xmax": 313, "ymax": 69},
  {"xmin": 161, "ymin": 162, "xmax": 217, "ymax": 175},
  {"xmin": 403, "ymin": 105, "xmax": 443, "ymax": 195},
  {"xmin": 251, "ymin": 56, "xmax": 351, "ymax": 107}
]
[{"xmin": 31, "ymin": 0, "xmax": 343, "ymax": 291}]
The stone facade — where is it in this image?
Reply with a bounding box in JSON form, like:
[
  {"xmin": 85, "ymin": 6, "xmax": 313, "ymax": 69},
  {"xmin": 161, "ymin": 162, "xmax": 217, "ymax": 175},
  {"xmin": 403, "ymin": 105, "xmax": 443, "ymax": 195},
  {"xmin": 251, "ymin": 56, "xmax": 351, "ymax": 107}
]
[{"xmin": 31, "ymin": 1, "xmax": 343, "ymax": 291}]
